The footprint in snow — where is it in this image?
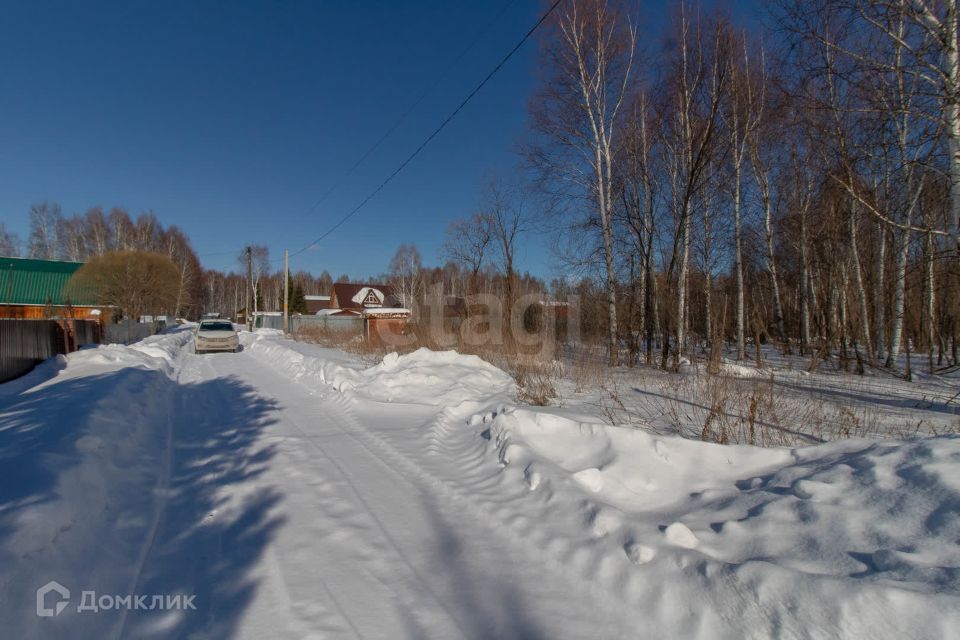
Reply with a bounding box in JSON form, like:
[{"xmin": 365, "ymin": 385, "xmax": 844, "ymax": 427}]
[
  {"xmin": 624, "ymin": 541, "xmax": 655, "ymax": 565},
  {"xmin": 573, "ymin": 468, "xmax": 604, "ymax": 492},
  {"xmin": 663, "ymin": 522, "xmax": 699, "ymax": 549}
]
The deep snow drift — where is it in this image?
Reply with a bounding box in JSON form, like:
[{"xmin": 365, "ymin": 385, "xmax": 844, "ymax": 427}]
[{"xmin": 1, "ymin": 329, "xmax": 957, "ymax": 639}]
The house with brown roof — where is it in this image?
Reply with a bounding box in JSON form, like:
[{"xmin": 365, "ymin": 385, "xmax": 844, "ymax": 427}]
[
  {"xmin": 327, "ymin": 283, "xmax": 403, "ymax": 313},
  {"xmin": 320, "ymin": 283, "xmax": 411, "ymax": 345},
  {"xmin": 303, "ymin": 295, "xmax": 331, "ymax": 314}
]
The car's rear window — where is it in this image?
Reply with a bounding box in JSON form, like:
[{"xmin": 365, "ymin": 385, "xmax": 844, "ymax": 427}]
[{"xmin": 200, "ymin": 322, "xmax": 234, "ymax": 331}]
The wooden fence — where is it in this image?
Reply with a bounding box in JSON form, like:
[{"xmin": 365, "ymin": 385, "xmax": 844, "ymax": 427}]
[{"xmin": 0, "ymin": 319, "xmax": 101, "ymax": 383}]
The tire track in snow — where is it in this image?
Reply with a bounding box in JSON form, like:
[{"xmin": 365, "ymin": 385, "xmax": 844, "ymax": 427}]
[
  {"xmin": 194, "ymin": 352, "xmax": 373, "ymax": 639},
  {"xmin": 219, "ymin": 355, "xmax": 474, "ymax": 638},
  {"xmin": 242, "ymin": 344, "xmax": 638, "ymax": 635},
  {"xmin": 113, "ymin": 344, "xmax": 195, "ymax": 640}
]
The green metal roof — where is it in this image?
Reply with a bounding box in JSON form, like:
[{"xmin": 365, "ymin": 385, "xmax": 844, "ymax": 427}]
[{"xmin": 0, "ymin": 256, "xmax": 98, "ymax": 306}]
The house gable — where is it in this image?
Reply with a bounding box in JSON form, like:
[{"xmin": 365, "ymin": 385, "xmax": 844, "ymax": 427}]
[{"xmin": 331, "ymin": 283, "xmax": 400, "ymax": 311}]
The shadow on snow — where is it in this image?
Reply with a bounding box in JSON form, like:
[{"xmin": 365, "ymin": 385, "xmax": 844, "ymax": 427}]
[{"xmin": 0, "ymin": 366, "xmax": 283, "ymax": 639}]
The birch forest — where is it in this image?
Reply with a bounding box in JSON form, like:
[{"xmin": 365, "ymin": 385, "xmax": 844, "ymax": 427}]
[{"xmin": 524, "ymin": 0, "xmax": 960, "ymax": 373}]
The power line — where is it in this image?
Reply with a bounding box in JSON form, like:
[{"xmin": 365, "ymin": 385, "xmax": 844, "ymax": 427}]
[
  {"xmin": 288, "ymin": 0, "xmax": 562, "ymax": 259},
  {"xmin": 290, "ymin": 0, "xmax": 520, "ymax": 228}
]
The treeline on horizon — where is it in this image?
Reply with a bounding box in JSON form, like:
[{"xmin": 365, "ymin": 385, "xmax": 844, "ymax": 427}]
[{"xmin": 0, "ymin": 203, "xmax": 552, "ymax": 321}]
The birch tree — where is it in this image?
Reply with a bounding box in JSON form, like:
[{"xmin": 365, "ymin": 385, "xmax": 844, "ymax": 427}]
[
  {"xmin": 0, "ymin": 223, "xmax": 19, "ymax": 257},
  {"xmin": 619, "ymin": 91, "xmax": 659, "ymax": 362},
  {"xmin": 722, "ymin": 30, "xmax": 764, "ymax": 360},
  {"xmin": 388, "ymin": 244, "xmax": 423, "ymax": 309},
  {"xmin": 28, "ymin": 202, "xmax": 62, "ymax": 260},
  {"xmin": 658, "ymin": 5, "xmax": 728, "ymax": 367},
  {"xmin": 531, "ymin": 0, "xmax": 636, "ymax": 366}
]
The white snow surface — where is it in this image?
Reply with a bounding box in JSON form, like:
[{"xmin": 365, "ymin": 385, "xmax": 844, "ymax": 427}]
[{"xmin": 0, "ymin": 329, "xmax": 957, "ymax": 639}]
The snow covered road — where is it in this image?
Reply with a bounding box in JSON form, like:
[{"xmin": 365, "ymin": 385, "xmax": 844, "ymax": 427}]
[
  {"xmin": 2, "ymin": 329, "xmax": 959, "ymax": 639},
  {"xmin": 184, "ymin": 347, "xmax": 628, "ymax": 639},
  {"xmin": 0, "ymin": 332, "xmax": 634, "ymax": 639}
]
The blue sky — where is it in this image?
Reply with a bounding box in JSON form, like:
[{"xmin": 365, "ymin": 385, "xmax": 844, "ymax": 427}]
[{"xmin": 0, "ymin": 1, "xmax": 761, "ymax": 279}]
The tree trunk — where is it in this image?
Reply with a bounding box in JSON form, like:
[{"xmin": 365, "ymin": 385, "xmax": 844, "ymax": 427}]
[
  {"xmin": 848, "ymin": 206, "xmax": 873, "ymax": 364},
  {"xmin": 600, "ymin": 181, "xmax": 619, "ymax": 367},
  {"xmin": 874, "ymin": 222, "xmax": 887, "ymax": 362},
  {"xmin": 946, "ymin": 0, "xmax": 960, "ymax": 254},
  {"xmin": 800, "ymin": 210, "xmax": 812, "ymax": 356},
  {"xmin": 762, "ymin": 185, "xmax": 786, "ymax": 349},
  {"xmin": 925, "ymin": 231, "xmax": 936, "ymax": 373},
  {"xmin": 734, "ymin": 160, "xmax": 745, "ymax": 361},
  {"xmin": 886, "ymin": 226, "xmax": 911, "ymax": 366},
  {"xmin": 676, "ymin": 206, "xmax": 690, "ymax": 367},
  {"xmin": 702, "ymin": 196, "xmax": 713, "ymax": 353}
]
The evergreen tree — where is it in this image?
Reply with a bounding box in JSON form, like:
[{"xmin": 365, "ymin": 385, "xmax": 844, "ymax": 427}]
[{"xmin": 287, "ymin": 277, "xmax": 307, "ymax": 314}]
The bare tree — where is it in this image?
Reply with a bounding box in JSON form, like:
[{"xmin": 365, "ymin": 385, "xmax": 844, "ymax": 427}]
[
  {"xmin": 28, "ymin": 202, "xmax": 63, "ymax": 259},
  {"xmin": 67, "ymin": 250, "xmax": 180, "ymax": 321},
  {"xmin": 724, "ymin": 30, "xmax": 765, "ymax": 360},
  {"xmin": 442, "ymin": 213, "xmax": 492, "ymax": 291},
  {"xmin": 388, "ymin": 243, "xmax": 423, "ymax": 308},
  {"xmin": 83, "ymin": 207, "xmax": 111, "ymax": 256},
  {"xmin": 619, "ymin": 91, "xmax": 660, "ymax": 363},
  {"xmin": 163, "ymin": 226, "xmax": 202, "ymax": 318},
  {"xmin": 238, "ymin": 245, "xmax": 270, "ymax": 321},
  {"xmin": 58, "ymin": 216, "xmax": 87, "ymax": 262},
  {"xmin": 658, "ymin": 5, "xmax": 729, "ymax": 367},
  {"xmin": 108, "ymin": 207, "xmax": 134, "ymax": 251},
  {"xmin": 531, "ymin": 0, "xmax": 636, "ymax": 366},
  {"xmin": 483, "ymin": 181, "xmax": 527, "ymax": 312},
  {"xmin": 0, "ymin": 223, "xmax": 20, "ymax": 257}
]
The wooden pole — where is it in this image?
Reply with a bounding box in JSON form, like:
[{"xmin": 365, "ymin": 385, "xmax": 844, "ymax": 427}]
[
  {"xmin": 246, "ymin": 246, "xmax": 253, "ymax": 332},
  {"xmin": 283, "ymin": 249, "xmax": 289, "ymax": 334}
]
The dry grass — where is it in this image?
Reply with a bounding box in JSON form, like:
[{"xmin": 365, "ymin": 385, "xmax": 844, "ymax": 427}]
[
  {"xmin": 293, "ymin": 320, "xmax": 564, "ymax": 404},
  {"xmin": 293, "ymin": 326, "xmax": 958, "ymax": 447},
  {"xmin": 626, "ymin": 369, "xmax": 947, "ymax": 446}
]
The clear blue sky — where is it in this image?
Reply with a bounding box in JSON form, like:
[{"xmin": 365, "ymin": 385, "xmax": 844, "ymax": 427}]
[{"xmin": 0, "ymin": 0, "xmax": 761, "ymax": 280}]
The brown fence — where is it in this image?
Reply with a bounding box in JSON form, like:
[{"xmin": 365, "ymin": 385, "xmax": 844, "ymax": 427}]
[
  {"xmin": 71, "ymin": 319, "xmax": 101, "ymax": 348},
  {"xmin": 0, "ymin": 319, "xmax": 101, "ymax": 383}
]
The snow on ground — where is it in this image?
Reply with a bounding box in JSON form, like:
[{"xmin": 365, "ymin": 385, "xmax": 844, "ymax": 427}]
[
  {"xmin": 558, "ymin": 344, "xmax": 959, "ymax": 444},
  {"xmin": 0, "ymin": 328, "xmax": 194, "ymax": 639},
  {"xmin": 244, "ymin": 334, "xmax": 513, "ymax": 406},
  {"xmin": 485, "ymin": 408, "xmax": 960, "ymax": 636},
  {"xmin": 0, "ymin": 329, "xmax": 958, "ymax": 638}
]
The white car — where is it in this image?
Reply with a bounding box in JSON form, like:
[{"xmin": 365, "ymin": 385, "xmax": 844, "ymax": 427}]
[{"xmin": 194, "ymin": 320, "xmax": 240, "ymax": 354}]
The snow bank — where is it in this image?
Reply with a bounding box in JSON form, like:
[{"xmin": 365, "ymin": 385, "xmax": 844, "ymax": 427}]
[
  {"xmin": 718, "ymin": 360, "xmax": 766, "ymax": 378},
  {"xmin": 481, "ymin": 406, "xmax": 960, "ymax": 637},
  {"xmin": 244, "ymin": 334, "xmax": 514, "ymax": 406},
  {"xmin": 0, "ymin": 330, "xmax": 193, "ymax": 638},
  {"xmin": 354, "ymin": 348, "xmax": 513, "ymax": 406},
  {"xmin": 489, "ymin": 409, "xmax": 792, "ymax": 511},
  {"xmin": 0, "ymin": 328, "xmax": 192, "ymax": 397},
  {"xmin": 252, "ymin": 328, "xmax": 284, "ymax": 336},
  {"xmin": 241, "ymin": 332, "xmax": 365, "ymax": 391}
]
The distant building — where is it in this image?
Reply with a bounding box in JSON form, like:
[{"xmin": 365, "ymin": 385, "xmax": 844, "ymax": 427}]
[
  {"xmin": 320, "ymin": 283, "xmax": 411, "ymax": 344},
  {"xmin": 235, "ymin": 309, "xmax": 282, "ymax": 325},
  {"xmin": 0, "ymin": 257, "xmax": 108, "ymax": 321},
  {"xmin": 328, "ymin": 283, "xmax": 405, "ymax": 314},
  {"xmin": 303, "ymin": 295, "xmax": 331, "ymax": 315}
]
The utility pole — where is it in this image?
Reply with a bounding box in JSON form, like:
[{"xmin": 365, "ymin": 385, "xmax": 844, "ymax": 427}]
[
  {"xmin": 245, "ymin": 246, "xmax": 253, "ymax": 332},
  {"xmin": 283, "ymin": 249, "xmax": 289, "ymax": 334}
]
